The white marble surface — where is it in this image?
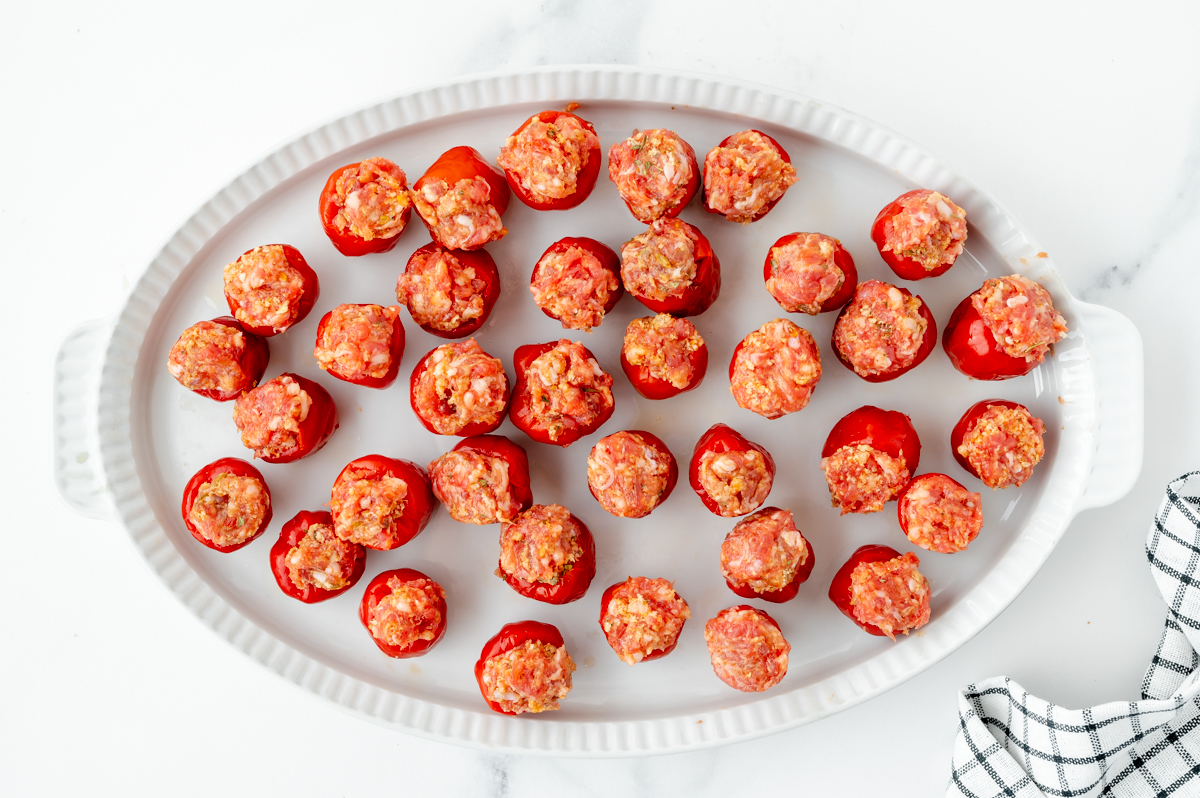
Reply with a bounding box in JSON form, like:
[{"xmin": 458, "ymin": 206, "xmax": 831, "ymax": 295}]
[{"xmin": 5, "ymin": 1, "xmax": 1200, "ymax": 794}]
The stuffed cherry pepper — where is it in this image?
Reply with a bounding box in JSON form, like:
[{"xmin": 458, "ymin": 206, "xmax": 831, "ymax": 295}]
[
  {"xmin": 689, "ymin": 423, "xmax": 775, "ymax": 518},
  {"xmin": 411, "ymin": 145, "xmax": 509, "ymax": 250},
  {"xmin": 729, "ymin": 318, "xmax": 822, "ymax": 419},
  {"xmin": 359, "ymin": 568, "xmax": 447, "ymax": 658},
  {"xmin": 474, "ymin": 620, "xmax": 575, "ymax": 715},
  {"xmin": 599, "ymin": 577, "xmax": 690, "ymax": 665},
  {"xmin": 396, "ymin": 242, "xmax": 501, "ymax": 339},
  {"xmin": 312, "ymin": 303, "xmax": 405, "ymax": 388},
  {"xmin": 167, "ymin": 316, "xmax": 269, "ymax": 401},
  {"xmin": 181, "ymin": 457, "xmax": 272, "ymax": 553},
  {"xmin": 829, "ymin": 545, "xmax": 932, "ymax": 639},
  {"xmin": 269, "ymin": 510, "xmax": 366, "ymax": 603},
  {"xmin": 942, "ymin": 274, "xmax": 1069, "ymax": 380},
  {"xmin": 223, "ymin": 244, "xmax": 319, "ymax": 337},
  {"xmin": 871, "ymin": 189, "xmax": 967, "ymax": 280},
  {"xmin": 704, "ymin": 605, "xmax": 790, "ymax": 692},
  {"xmin": 951, "ymin": 400, "xmax": 1046, "ymax": 489},
  {"xmin": 318, "ymin": 157, "xmax": 412, "ymax": 256},
  {"xmin": 496, "ymin": 109, "xmax": 601, "ymax": 211},
  {"xmin": 608, "ymin": 128, "xmax": 700, "ymax": 223},
  {"xmin": 619, "ymin": 218, "xmax": 721, "ymax": 317},
  {"xmin": 232, "ymin": 373, "xmax": 338, "ymax": 463},
  {"xmin": 586, "ymin": 430, "xmax": 678, "ymax": 519},
  {"xmin": 897, "ymin": 473, "xmax": 983, "ymax": 554},
  {"xmin": 620, "ymin": 313, "xmax": 708, "ymax": 400},
  {"xmin": 764, "ymin": 233, "xmax": 857, "ymax": 315},
  {"xmin": 702, "ymin": 129, "xmax": 796, "ymax": 224},
  {"xmin": 496, "ymin": 504, "xmax": 596, "ymax": 605},
  {"xmin": 409, "ymin": 339, "xmax": 509, "ymax": 437},
  {"xmin": 529, "ymin": 236, "xmax": 622, "ymax": 331},
  {"xmin": 428, "ymin": 435, "xmax": 533, "ymax": 525},
  {"xmin": 832, "ymin": 279, "xmax": 936, "ymax": 382},
  {"xmin": 721, "ymin": 507, "xmax": 814, "ymax": 603},
  {"xmin": 820, "ymin": 406, "xmax": 920, "ymax": 515},
  {"xmin": 330, "ymin": 455, "xmax": 436, "ymax": 550},
  {"xmin": 510, "ymin": 339, "xmax": 615, "ymax": 447}
]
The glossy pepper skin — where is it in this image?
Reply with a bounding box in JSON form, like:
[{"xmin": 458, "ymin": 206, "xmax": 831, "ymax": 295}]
[
  {"xmin": 180, "ymin": 457, "xmax": 273, "ymax": 553},
  {"xmin": 236, "ymin": 373, "xmax": 339, "ymax": 464},
  {"xmin": 822, "ymin": 405, "xmax": 921, "ymax": 475},
  {"xmin": 619, "ymin": 317, "xmax": 708, "ymax": 400},
  {"xmin": 828, "ymin": 544, "xmax": 904, "ymax": 636},
  {"xmin": 269, "ymin": 510, "xmax": 366, "ymax": 603},
  {"xmin": 500, "ymin": 110, "xmax": 602, "ymax": 211},
  {"xmin": 623, "ymin": 220, "xmax": 722, "ymax": 318},
  {"xmin": 942, "ymin": 294, "xmax": 1039, "ymax": 380},
  {"xmin": 474, "ymin": 620, "xmax": 569, "ymax": 715},
  {"xmin": 358, "ymin": 568, "xmax": 447, "ymax": 658},
  {"xmin": 169, "ymin": 316, "xmax": 270, "ymax": 402}
]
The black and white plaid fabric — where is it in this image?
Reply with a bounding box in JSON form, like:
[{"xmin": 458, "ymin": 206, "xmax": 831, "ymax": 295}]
[{"xmin": 949, "ymin": 473, "xmax": 1200, "ymax": 797}]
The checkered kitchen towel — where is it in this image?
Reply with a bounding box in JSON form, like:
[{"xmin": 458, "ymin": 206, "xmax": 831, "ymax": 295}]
[{"xmin": 949, "ymin": 473, "xmax": 1200, "ymax": 797}]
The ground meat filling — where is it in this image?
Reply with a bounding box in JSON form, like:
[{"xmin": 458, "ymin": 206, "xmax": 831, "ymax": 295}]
[
  {"xmin": 730, "ymin": 319, "xmax": 822, "ymax": 419},
  {"xmin": 849, "ymin": 552, "xmax": 932, "ymax": 640},
  {"xmin": 531, "ymin": 245, "xmax": 620, "ymax": 331},
  {"xmin": 721, "ymin": 508, "xmax": 806, "ymax": 594},
  {"xmin": 497, "ymin": 504, "xmax": 584, "ymax": 585},
  {"xmin": 587, "ymin": 432, "xmax": 672, "ymax": 518},
  {"xmin": 412, "ymin": 340, "xmax": 508, "ymax": 435},
  {"xmin": 971, "ymin": 275, "xmax": 1068, "ymax": 362},
  {"xmin": 188, "ymin": 473, "xmax": 269, "ymax": 548},
  {"xmin": 833, "ymin": 280, "xmax": 928, "ymax": 377},
  {"xmin": 411, "ymin": 176, "xmax": 507, "ymax": 250},
  {"xmin": 364, "ymin": 576, "xmax": 445, "ymax": 650},
  {"xmin": 168, "ymin": 321, "xmax": 249, "ymax": 393},
  {"xmin": 601, "ymin": 577, "xmax": 691, "ymax": 665},
  {"xmin": 428, "ymin": 450, "xmax": 518, "ymax": 525},
  {"xmin": 223, "ymin": 245, "xmax": 306, "ymax": 333},
  {"xmin": 820, "ymin": 444, "xmax": 909, "ymax": 515},
  {"xmin": 285, "ymin": 522, "xmax": 360, "ymax": 592},
  {"xmin": 704, "ymin": 607, "xmax": 790, "ymax": 692},
  {"xmin": 765, "ymin": 234, "xmax": 846, "ymax": 315},
  {"xmin": 608, "ymin": 129, "xmax": 696, "ymax": 222},
  {"xmin": 314, "ymin": 304, "xmax": 399, "ymax": 380},
  {"xmin": 958, "ymin": 405, "xmax": 1046, "ymax": 489},
  {"xmin": 396, "ymin": 248, "xmax": 487, "ymax": 332},
  {"xmin": 497, "ymin": 115, "xmax": 599, "ymax": 203},
  {"xmin": 480, "ymin": 639, "xmax": 575, "ymax": 714},
  {"xmin": 697, "ymin": 449, "xmax": 773, "ymax": 517},
  {"xmin": 620, "ymin": 218, "xmax": 700, "ymax": 302},
  {"xmin": 902, "ymin": 475, "xmax": 983, "ymax": 553},
  {"xmin": 330, "ymin": 468, "xmax": 409, "ymax": 549},
  {"xmin": 880, "ymin": 190, "xmax": 967, "ymax": 271},
  {"xmin": 524, "ymin": 341, "xmax": 614, "ymax": 442},
  {"xmin": 623, "ymin": 314, "xmax": 704, "ymax": 389},
  {"xmin": 232, "ymin": 376, "xmax": 312, "ymax": 460},
  {"xmin": 704, "ymin": 130, "xmax": 797, "ymax": 223},
  {"xmin": 330, "ymin": 158, "xmax": 411, "ymax": 242}
]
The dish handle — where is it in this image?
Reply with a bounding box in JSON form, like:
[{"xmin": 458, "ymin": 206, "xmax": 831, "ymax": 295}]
[
  {"xmin": 1074, "ymin": 301, "xmax": 1144, "ymax": 512},
  {"xmin": 54, "ymin": 316, "xmax": 117, "ymax": 521}
]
